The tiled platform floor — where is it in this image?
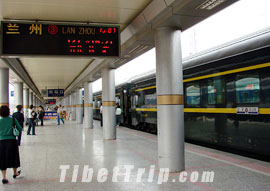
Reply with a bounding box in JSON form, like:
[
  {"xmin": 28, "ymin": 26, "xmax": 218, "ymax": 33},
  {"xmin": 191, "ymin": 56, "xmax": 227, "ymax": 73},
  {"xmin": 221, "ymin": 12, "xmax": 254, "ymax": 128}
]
[{"xmin": 0, "ymin": 120, "xmax": 269, "ymax": 191}]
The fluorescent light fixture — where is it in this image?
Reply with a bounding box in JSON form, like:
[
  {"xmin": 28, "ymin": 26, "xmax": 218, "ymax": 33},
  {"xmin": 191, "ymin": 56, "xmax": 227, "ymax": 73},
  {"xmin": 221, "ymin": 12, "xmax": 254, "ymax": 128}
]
[{"xmin": 197, "ymin": 0, "xmax": 227, "ymax": 10}]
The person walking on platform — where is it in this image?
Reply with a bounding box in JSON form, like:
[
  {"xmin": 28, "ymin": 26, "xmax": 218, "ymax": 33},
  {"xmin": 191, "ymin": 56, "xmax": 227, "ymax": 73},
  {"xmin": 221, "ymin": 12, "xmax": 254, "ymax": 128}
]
[
  {"xmin": 0, "ymin": 106, "xmax": 22, "ymax": 184},
  {"xmin": 115, "ymin": 104, "xmax": 122, "ymax": 127},
  {"xmin": 27, "ymin": 105, "xmax": 36, "ymax": 135},
  {"xmin": 57, "ymin": 105, "xmax": 64, "ymax": 125},
  {"xmin": 12, "ymin": 105, "xmax": 24, "ymax": 146},
  {"xmin": 100, "ymin": 104, "xmax": 103, "ymax": 127}
]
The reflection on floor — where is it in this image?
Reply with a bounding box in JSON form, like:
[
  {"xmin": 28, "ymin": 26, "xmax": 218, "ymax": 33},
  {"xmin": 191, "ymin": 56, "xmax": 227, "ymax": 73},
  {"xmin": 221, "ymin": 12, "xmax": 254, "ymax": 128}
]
[{"xmin": 0, "ymin": 120, "xmax": 269, "ymax": 191}]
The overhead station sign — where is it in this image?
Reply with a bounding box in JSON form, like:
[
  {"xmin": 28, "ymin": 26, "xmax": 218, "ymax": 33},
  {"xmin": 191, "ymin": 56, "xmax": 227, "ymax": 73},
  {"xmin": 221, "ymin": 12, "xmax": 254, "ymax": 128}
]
[
  {"xmin": 45, "ymin": 99, "xmax": 56, "ymax": 105},
  {"xmin": 1, "ymin": 21, "xmax": 120, "ymax": 57},
  {"xmin": 48, "ymin": 89, "xmax": 64, "ymax": 97}
]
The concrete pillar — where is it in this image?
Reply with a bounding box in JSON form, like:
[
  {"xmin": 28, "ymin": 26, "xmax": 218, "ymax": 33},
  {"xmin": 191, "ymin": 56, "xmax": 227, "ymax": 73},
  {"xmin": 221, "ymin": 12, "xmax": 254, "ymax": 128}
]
[
  {"xmin": 63, "ymin": 97, "xmax": 67, "ymax": 117},
  {"xmin": 33, "ymin": 95, "xmax": 36, "ymax": 108},
  {"xmin": 29, "ymin": 92, "xmax": 33, "ymax": 106},
  {"xmin": 102, "ymin": 68, "xmax": 116, "ymax": 140},
  {"xmin": 83, "ymin": 82, "xmax": 93, "ymax": 129},
  {"xmin": 155, "ymin": 27, "xmax": 184, "ymax": 172},
  {"xmin": 14, "ymin": 82, "xmax": 23, "ymax": 108},
  {"xmin": 68, "ymin": 95, "xmax": 71, "ymax": 111},
  {"xmin": 71, "ymin": 92, "xmax": 76, "ymax": 121},
  {"xmin": 34, "ymin": 96, "xmax": 36, "ymax": 107},
  {"xmin": 76, "ymin": 88, "xmax": 83, "ymax": 124},
  {"xmin": 67, "ymin": 94, "xmax": 71, "ymax": 120},
  {"xmin": 23, "ymin": 88, "xmax": 29, "ymax": 117},
  {"xmin": 33, "ymin": 95, "xmax": 35, "ymax": 107},
  {"xmin": 37, "ymin": 97, "xmax": 39, "ymax": 107},
  {"xmin": 62, "ymin": 98, "xmax": 65, "ymax": 107},
  {"xmin": 66, "ymin": 97, "xmax": 68, "ymax": 108},
  {"xmin": 0, "ymin": 68, "xmax": 9, "ymax": 107}
]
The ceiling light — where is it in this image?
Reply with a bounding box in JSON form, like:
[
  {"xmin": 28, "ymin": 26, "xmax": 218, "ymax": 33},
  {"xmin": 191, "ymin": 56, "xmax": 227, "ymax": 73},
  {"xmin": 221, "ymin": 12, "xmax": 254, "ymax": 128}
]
[{"xmin": 197, "ymin": 0, "xmax": 226, "ymax": 10}]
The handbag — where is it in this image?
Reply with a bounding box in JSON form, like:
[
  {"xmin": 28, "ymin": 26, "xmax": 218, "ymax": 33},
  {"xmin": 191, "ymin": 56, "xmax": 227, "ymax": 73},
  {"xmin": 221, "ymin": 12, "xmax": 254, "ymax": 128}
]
[
  {"xmin": 59, "ymin": 112, "xmax": 63, "ymax": 119},
  {"xmin": 12, "ymin": 117, "xmax": 20, "ymax": 137}
]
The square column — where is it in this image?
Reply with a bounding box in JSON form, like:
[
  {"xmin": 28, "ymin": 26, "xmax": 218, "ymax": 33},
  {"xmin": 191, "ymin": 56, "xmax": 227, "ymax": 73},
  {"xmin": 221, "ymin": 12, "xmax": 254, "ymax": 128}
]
[
  {"xmin": 0, "ymin": 68, "xmax": 9, "ymax": 107},
  {"xmin": 29, "ymin": 92, "xmax": 33, "ymax": 106},
  {"xmin": 83, "ymin": 82, "xmax": 93, "ymax": 129},
  {"xmin": 155, "ymin": 27, "xmax": 184, "ymax": 172},
  {"xmin": 71, "ymin": 92, "xmax": 76, "ymax": 121},
  {"xmin": 69, "ymin": 94, "xmax": 72, "ymax": 112},
  {"xmin": 76, "ymin": 88, "xmax": 83, "ymax": 124},
  {"xmin": 14, "ymin": 82, "xmax": 23, "ymax": 108},
  {"xmin": 102, "ymin": 68, "xmax": 116, "ymax": 140},
  {"xmin": 67, "ymin": 94, "xmax": 71, "ymax": 120},
  {"xmin": 23, "ymin": 88, "xmax": 29, "ymax": 117},
  {"xmin": 33, "ymin": 94, "xmax": 36, "ymax": 108}
]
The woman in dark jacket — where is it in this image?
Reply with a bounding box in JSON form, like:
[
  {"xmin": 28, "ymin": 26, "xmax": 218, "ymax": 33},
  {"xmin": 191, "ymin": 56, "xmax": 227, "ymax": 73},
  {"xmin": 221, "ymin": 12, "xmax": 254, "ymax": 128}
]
[
  {"xmin": 0, "ymin": 106, "xmax": 22, "ymax": 184},
  {"xmin": 38, "ymin": 106, "xmax": 45, "ymax": 126},
  {"xmin": 12, "ymin": 105, "xmax": 24, "ymax": 146}
]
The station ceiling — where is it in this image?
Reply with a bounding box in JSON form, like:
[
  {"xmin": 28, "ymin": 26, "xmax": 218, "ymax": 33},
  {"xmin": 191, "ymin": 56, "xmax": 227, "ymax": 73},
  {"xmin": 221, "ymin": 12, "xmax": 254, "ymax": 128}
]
[{"xmin": 0, "ymin": 0, "xmax": 238, "ymax": 101}]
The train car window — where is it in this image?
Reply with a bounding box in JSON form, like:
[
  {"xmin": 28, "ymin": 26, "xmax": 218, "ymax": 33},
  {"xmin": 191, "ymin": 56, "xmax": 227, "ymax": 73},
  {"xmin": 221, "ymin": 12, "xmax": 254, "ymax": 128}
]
[
  {"xmin": 131, "ymin": 95, "xmax": 137, "ymax": 109},
  {"xmin": 201, "ymin": 84, "xmax": 207, "ymax": 107},
  {"xmin": 130, "ymin": 96, "xmax": 133, "ymax": 109},
  {"xmin": 236, "ymin": 74, "xmax": 260, "ymax": 104},
  {"xmin": 115, "ymin": 96, "xmax": 120, "ymax": 106},
  {"xmin": 186, "ymin": 84, "xmax": 200, "ymax": 105},
  {"xmin": 145, "ymin": 93, "xmax": 157, "ymax": 108},
  {"xmin": 130, "ymin": 96, "xmax": 134, "ymax": 109},
  {"xmin": 138, "ymin": 94, "xmax": 144, "ymax": 106},
  {"xmin": 93, "ymin": 100, "xmax": 97, "ymax": 109},
  {"xmin": 226, "ymin": 79, "xmax": 236, "ymax": 107},
  {"xmin": 208, "ymin": 78, "xmax": 225, "ymax": 105},
  {"xmin": 208, "ymin": 82, "xmax": 215, "ymax": 104},
  {"xmin": 261, "ymin": 71, "xmax": 270, "ymax": 107},
  {"xmin": 135, "ymin": 95, "xmax": 139, "ymax": 107}
]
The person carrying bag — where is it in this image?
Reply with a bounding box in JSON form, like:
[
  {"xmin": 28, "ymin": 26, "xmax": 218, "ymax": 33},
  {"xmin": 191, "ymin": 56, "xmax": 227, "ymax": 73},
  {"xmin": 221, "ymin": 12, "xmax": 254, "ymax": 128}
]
[
  {"xmin": 12, "ymin": 105, "xmax": 24, "ymax": 146},
  {"xmin": 12, "ymin": 117, "xmax": 20, "ymax": 137},
  {"xmin": 0, "ymin": 106, "xmax": 22, "ymax": 184}
]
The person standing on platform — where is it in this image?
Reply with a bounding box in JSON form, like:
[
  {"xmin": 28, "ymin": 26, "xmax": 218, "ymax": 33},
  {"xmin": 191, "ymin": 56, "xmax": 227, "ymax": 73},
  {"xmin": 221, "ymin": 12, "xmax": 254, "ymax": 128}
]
[
  {"xmin": 100, "ymin": 104, "xmax": 103, "ymax": 127},
  {"xmin": 35, "ymin": 107, "xmax": 39, "ymax": 126},
  {"xmin": 115, "ymin": 104, "xmax": 121, "ymax": 127},
  {"xmin": 0, "ymin": 106, "xmax": 22, "ymax": 184},
  {"xmin": 27, "ymin": 105, "xmax": 36, "ymax": 135},
  {"xmin": 57, "ymin": 105, "xmax": 64, "ymax": 125},
  {"xmin": 38, "ymin": 106, "xmax": 45, "ymax": 126},
  {"xmin": 62, "ymin": 106, "xmax": 66, "ymax": 120},
  {"xmin": 12, "ymin": 105, "xmax": 24, "ymax": 146}
]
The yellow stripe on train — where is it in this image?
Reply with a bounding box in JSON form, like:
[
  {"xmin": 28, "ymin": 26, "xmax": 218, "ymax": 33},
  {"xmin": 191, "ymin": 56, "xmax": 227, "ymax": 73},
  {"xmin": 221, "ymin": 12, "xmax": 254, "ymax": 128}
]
[
  {"xmin": 183, "ymin": 63, "xmax": 270, "ymax": 83},
  {"xmin": 135, "ymin": 108, "xmax": 270, "ymax": 114},
  {"xmin": 135, "ymin": 63, "xmax": 270, "ymax": 92}
]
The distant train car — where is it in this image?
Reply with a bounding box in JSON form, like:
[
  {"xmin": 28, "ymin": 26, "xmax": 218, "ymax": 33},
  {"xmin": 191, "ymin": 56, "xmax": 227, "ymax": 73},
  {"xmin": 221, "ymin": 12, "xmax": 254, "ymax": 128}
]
[{"xmin": 94, "ymin": 28, "xmax": 270, "ymax": 160}]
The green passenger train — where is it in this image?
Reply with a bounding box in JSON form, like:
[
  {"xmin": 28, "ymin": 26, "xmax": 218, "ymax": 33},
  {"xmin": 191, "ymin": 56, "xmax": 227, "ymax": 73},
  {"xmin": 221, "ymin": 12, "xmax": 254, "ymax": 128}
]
[{"xmin": 93, "ymin": 28, "xmax": 270, "ymax": 161}]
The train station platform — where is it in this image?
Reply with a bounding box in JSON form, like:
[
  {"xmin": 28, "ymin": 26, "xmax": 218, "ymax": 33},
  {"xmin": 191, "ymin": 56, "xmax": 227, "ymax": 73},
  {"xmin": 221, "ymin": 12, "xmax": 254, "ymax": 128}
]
[{"xmin": 1, "ymin": 120, "xmax": 269, "ymax": 191}]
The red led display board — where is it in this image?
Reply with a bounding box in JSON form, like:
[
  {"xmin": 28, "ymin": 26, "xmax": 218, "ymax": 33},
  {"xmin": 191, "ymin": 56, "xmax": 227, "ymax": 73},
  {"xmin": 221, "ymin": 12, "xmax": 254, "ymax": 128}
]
[
  {"xmin": 1, "ymin": 21, "xmax": 120, "ymax": 57},
  {"xmin": 45, "ymin": 99, "xmax": 56, "ymax": 105}
]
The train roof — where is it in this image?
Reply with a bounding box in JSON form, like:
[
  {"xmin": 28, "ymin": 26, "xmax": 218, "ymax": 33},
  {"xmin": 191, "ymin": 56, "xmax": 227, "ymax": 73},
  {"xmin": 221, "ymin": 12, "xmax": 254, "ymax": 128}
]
[
  {"xmin": 183, "ymin": 27, "xmax": 270, "ymax": 70},
  {"xmin": 129, "ymin": 70, "xmax": 156, "ymax": 84},
  {"xmin": 93, "ymin": 27, "xmax": 270, "ymax": 93},
  {"xmin": 129, "ymin": 27, "xmax": 270, "ymax": 83}
]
